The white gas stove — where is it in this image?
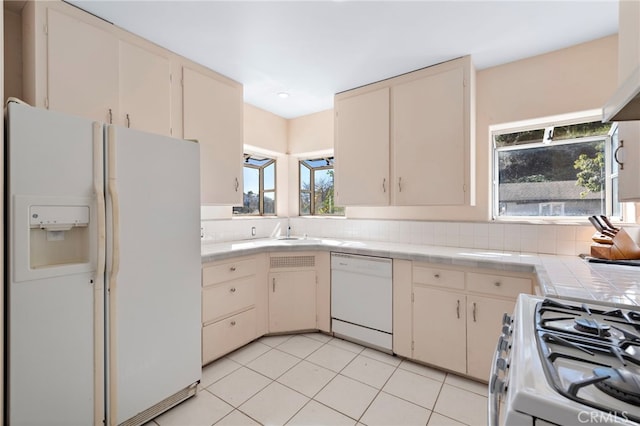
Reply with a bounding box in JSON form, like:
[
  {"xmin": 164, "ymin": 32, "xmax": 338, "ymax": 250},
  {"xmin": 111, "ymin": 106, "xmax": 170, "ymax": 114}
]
[{"xmin": 490, "ymin": 294, "xmax": 640, "ymax": 425}]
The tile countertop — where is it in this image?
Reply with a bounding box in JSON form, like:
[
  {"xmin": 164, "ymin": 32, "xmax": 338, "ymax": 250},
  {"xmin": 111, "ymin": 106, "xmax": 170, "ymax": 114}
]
[{"xmin": 201, "ymin": 237, "xmax": 640, "ymax": 308}]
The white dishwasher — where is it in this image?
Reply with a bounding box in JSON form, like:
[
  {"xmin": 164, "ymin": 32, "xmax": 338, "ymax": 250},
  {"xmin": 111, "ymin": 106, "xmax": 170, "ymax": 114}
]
[{"xmin": 331, "ymin": 252, "xmax": 393, "ymax": 351}]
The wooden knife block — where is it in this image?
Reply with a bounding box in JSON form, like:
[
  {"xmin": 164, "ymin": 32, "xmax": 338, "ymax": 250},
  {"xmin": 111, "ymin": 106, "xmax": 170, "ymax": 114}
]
[{"xmin": 590, "ymin": 228, "xmax": 640, "ymax": 260}]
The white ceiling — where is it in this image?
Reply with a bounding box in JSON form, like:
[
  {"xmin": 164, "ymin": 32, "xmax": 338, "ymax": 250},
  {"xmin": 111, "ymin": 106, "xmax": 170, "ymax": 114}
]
[{"xmin": 68, "ymin": 0, "xmax": 619, "ymax": 119}]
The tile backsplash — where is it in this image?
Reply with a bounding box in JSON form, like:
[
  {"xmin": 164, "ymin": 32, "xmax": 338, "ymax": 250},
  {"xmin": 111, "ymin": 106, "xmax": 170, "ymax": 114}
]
[{"xmin": 201, "ymin": 216, "xmax": 640, "ymax": 257}]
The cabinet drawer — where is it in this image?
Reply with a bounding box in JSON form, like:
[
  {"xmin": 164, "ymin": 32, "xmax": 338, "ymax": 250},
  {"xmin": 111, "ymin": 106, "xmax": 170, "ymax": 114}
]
[
  {"xmin": 467, "ymin": 272, "xmax": 531, "ymax": 299},
  {"xmin": 413, "ymin": 265, "xmax": 465, "ymax": 290},
  {"xmin": 203, "ymin": 276, "xmax": 256, "ymax": 324},
  {"xmin": 202, "ymin": 308, "xmax": 256, "ymax": 365},
  {"xmin": 203, "ymin": 257, "xmax": 256, "ymax": 287}
]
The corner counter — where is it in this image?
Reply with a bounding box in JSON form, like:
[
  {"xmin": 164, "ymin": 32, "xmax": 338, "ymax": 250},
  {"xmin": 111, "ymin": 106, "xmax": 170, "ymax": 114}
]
[{"xmin": 201, "ymin": 237, "xmax": 640, "ymax": 308}]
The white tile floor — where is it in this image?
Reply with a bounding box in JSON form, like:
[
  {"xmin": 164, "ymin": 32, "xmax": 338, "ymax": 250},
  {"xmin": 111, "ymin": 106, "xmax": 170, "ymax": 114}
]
[{"xmin": 149, "ymin": 333, "xmax": 488, "ymax": 426}]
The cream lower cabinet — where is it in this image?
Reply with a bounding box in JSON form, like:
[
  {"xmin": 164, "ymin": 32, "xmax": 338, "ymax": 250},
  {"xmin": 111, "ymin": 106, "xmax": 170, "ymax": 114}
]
[
  {"xmin": 267, "ymin": 252, "xmax": 330, "ymax": 334},
  {"xmin": 413, "ymin": 286, "xmax": 466, "ymax": 372},
  {"xmin": 268, "ymin": 270, "xmax": 316, "ymax": 333},
  {"xmin": 201, "ymin": 254, "xmax": 267, "ymax": 365},
  {"xmin": 408, "ymin": 263, "xmax": 532, "ymax": 381}
]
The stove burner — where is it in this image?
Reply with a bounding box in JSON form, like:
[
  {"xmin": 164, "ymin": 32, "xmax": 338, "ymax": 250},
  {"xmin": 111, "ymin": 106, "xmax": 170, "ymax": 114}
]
[
  {"xmin": 593, "ymin": 367, "xmax": 640, "ymax": 406},
  {"xmin": 575, "ymin": 318, "xmax": 611, "ymax": 337}
]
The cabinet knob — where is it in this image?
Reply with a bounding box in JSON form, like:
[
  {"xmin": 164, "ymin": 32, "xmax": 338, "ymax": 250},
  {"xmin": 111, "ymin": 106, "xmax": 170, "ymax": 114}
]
[
  {"xmin": 434, "ymin": 273, "xmax": 440, "ymax": 279},
  {"xmin": 494, "ymin": 281, "xmax": 501, "ymax": 287},
  {"xmin": 230, "ymin": 320, "xmax": 236, "ymax": 326},
  {"xmin": 230, "ymin": 266, "xmax": 236, "ymax": 272},
  {"xmin": 230, "ymin": 287, "xmax": 236, "ymax": 293}
]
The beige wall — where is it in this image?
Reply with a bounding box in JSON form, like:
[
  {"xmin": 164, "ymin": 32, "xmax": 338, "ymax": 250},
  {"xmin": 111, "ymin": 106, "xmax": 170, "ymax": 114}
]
[
  {"xmin": 244, "ymin": 103, "xmax": 287, "ymax": 153},
  {"xmin": 288, "ymin": 109, "xmax": 334, "ymax": 155},
  {"xmin": 348, "ymin": 35, "xmax": 618, "ymax": 221}
]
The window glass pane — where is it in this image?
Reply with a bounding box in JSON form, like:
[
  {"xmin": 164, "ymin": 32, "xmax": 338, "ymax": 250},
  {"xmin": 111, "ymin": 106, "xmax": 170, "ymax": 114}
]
[
  {"xmin": 264, "ymin": 191, "xmax": 275, "ymax": 215},
  {"xmin": 233, "ymin": 167, "xmax": 260, "ymax": 215},
  {"xmin": 300, "ymin": 191, "xmax": 311, "ymax": 215},
  {"xmin": 264, "ymin": 162, "xmax": 275, "ymax": 191},
  {"xmin": 300, "ymin": 164, "xmax": 310, "ymax": 191},
  {"xmin": 553, "ymin": 122, "xmax": 612, "ymax": 141},
  {"xmin": 497, "ymin": 140, "xmax": 605, "ymax": 217},
  {"xmin": 313, "ymin": 169, "xmax": 344, "ymax": 215},
  {"xmin": 495, "ymin": 129, "xmax": 545, "ymax": 147},
  {"xmin": 612, "ymin": 177, "xmax": 620, "ymax": 218}
]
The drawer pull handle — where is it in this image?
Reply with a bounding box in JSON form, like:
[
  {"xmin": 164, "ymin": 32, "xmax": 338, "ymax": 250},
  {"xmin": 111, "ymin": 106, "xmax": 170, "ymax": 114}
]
[
  {"xmin": 230, "ymin": 266, "xmax": 236, "ymax": 272},
  {"xmin": 273, "ymin": 278, "xmax": 276, "ymax": 292},
  {"xmin": 230, "ymin": 287, "xmax": 236, "ymax": 293},
  {"xmin": 494, "ymin": 281, "xmax": 501, "ymax": 287},
  {"xmin": 473, "ymin": 302, "xmax": 477, "ymax": 322},
  {"xmin": 456, "ymin": 300, "xmax": 460, "ymax": 319},
  {"xmin": 230, "ymin": 320, "xmax": 236, "ymax": 326}
]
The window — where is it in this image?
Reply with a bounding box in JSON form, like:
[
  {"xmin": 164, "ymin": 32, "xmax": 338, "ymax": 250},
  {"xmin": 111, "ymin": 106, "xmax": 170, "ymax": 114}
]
[
  {"xmin": 233, "ymin": 155, "xmax": 276, "ymax": 216},
  {"xmin": 493, "ymin": 119, "xmax": 618, "ymax": 219},
  {"xmin": 299, "ymin": 157, "xmax": 344, "ymax": 216}
]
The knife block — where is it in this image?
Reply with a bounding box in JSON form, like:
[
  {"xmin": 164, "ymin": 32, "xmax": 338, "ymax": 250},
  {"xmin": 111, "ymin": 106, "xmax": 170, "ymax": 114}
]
[{"xmin": 590, "ymin": 228, "xmax": 640, "ymax": 260}]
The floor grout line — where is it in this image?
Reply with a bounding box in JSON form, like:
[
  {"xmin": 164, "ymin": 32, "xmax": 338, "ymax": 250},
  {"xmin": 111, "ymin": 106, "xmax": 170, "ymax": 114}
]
[{"xmin": 192, "ymin": 333, "xmax": 488, "ymax": 426}]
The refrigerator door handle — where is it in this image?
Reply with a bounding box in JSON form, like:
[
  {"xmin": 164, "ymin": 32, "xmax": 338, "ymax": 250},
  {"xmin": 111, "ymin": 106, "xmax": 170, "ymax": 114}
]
[
  {"xmin": 107, "ymin": 126, "xmax": 121, "ymax": 425},
  {"xmin": 93, "ymin": 122, "xmax": 106, "ymax": 425}
]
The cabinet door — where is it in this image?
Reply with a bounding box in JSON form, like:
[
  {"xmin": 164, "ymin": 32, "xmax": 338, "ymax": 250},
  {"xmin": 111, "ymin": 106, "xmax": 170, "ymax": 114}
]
[
  {"xmin": 393, "ymin": 66, "xmax": 466, "ymax": 205},
  {"xmin": 615, "ymin": 122, "xmax": 640, "ymax": 201},
  {"xmin": 119, "ymin": 41, "xmax": 171, "ymax": 136},
  {"xmin": 334, "ymin": 87, "xmax": 390, "ymax": 206},
  {"xmin": 47, "ymin": 8, "xmax": 118, "ymax": 123},
  {"xmin": 413, "ymin": 286, "xmax": 466, "ymax": 373},
  {"xmin": 268, "ymin": 270, "xmax": 316, "ymax": 333},
  {"xmin": 183, "ymin": 66, "xmax": 243, "ymax": 205},
  {"xmin": 466, "ymin": 295, "xmax": 514, "ymax": 381}
]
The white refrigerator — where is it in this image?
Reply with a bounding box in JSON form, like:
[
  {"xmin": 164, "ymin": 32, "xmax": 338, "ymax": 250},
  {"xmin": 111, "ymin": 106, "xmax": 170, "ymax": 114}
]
[{"xmin": 5, "ymin": 101, "xmax": 202, "ymax": 426}]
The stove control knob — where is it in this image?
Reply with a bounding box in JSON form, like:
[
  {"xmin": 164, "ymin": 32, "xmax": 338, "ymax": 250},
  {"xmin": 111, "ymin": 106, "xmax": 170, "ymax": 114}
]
[
  {"xmin": 496, "ymin": 357, "xmax": 508, "ymax": 373},
  {"xmin": 502, "ymin": 325, "xmax": 511, "ymax": 336},
  {"xmin": 498, "ymin": 336, "xmax": 510, "ymax": 353},
  {"xmin": 502, "ymin": 313, "xmax": 512, "ymax": 325},
  {"xmin": 490, "ymin": 375, "xmax": 506, "ymax": 395}
]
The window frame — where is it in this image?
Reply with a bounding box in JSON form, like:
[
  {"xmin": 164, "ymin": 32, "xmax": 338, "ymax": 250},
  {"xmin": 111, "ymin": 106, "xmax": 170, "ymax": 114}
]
[
  {"xmin": 233, "ymin": 155, "xmax": 276, "ymax": 216},
  {"xmin": 491, "ymin": 112, "xmax": 619, "ymax": 222},
  {"xmin": 299, "ymin": 157, "xmax": 343, "ymax": 216}
]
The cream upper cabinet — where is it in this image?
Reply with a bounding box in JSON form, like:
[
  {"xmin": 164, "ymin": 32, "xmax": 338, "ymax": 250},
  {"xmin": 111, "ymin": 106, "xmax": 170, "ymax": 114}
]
[
  {"xmin": 333, "ymin": 56, "xmax": 475, "ymax": 206},
  {"xmin": 392, "ymin": 64, "xmax": 468, "ymax": 205},
  {"xmin": 334, "ymin": 87, "xmax": 390, "ymax": 206},
  {"xmin": 119, "ymin": 41, "xmax": 171, "ymax": 136},
  {"xmin": 183, "ymin": 66, "xmax": 243, "ymax": 205},
  {"xmin": 616, "ymin": 122, "xmax": 640, "ymax": 201},
  {"xmin": 614, "ymin": 1, "xmax": 640, "ymax": 202},
  {"xmin": 46, "ymin": 7, "xmax": 118, "ymax": 124}
]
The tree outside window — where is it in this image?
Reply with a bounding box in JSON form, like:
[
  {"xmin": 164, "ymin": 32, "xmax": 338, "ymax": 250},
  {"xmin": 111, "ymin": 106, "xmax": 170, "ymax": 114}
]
[
  {"xmin": 299, "ymin": 157, "xmax": 344, "ymax": 216},
  {"xmin": 233, "ymin": 155, "xmax": 276, "ymax": 216}
]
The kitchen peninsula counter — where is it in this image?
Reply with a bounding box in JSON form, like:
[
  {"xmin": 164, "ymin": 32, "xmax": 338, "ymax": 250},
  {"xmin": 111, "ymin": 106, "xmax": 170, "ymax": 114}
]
[{"xmin": 201, "ymin": 237, "xmax": 640, "ymax": 308}]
